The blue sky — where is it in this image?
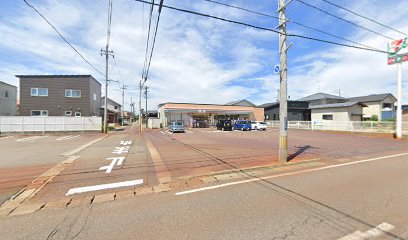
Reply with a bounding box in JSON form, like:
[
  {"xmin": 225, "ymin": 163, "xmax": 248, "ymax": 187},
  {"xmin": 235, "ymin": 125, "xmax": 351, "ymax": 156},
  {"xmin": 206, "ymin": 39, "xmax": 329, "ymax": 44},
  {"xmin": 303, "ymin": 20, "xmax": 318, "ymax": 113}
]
[{"xmin": 1, "ymin": 0, "xmax": 407, "ymax": 111}]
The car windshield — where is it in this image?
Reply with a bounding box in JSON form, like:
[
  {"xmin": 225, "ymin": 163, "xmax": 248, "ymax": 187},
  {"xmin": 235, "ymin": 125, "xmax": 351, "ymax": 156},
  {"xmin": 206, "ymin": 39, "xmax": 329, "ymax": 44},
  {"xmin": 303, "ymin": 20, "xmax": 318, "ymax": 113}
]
[{"xmin": 175, "ymin": 122, "xmax": 183, "ymax": 125}]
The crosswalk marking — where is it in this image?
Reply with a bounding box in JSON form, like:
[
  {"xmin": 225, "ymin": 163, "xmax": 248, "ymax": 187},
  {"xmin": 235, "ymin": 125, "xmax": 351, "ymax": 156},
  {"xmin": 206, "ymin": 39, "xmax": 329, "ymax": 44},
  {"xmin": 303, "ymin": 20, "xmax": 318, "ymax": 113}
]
[{"xmin": 16, "ymin": 135, "xmax": 48, "ymax": 142}]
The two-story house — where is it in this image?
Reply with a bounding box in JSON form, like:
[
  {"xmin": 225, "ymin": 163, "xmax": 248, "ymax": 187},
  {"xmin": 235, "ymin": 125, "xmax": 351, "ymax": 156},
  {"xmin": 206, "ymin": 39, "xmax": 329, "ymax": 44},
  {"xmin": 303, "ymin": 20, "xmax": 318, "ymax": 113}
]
[
  {"xmin": 17, "ymin": 75, "xmax": 101, "ymax": 116},
  {"xmin": 0, "ymin": 81, "xmax": 17, "ymax": 116},
  {"xmin": 101, "ymin": 96, "xmax": 121, "ymax": 123},
  {"xmin": 347, "ymin": 94, "xmax": 397, "ymax": 121}
]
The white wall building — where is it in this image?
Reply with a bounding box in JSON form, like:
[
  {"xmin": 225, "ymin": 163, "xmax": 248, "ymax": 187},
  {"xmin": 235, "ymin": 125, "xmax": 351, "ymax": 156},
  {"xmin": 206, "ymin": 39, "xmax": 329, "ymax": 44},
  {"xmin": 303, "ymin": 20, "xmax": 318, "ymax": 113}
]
[
  {"xmin": 310, "ymin": 102, "xmax": 367, "ymax": 122},
  {"xmin": 0, "ymin": 81, "xmax": 17, "ymax": 116}
]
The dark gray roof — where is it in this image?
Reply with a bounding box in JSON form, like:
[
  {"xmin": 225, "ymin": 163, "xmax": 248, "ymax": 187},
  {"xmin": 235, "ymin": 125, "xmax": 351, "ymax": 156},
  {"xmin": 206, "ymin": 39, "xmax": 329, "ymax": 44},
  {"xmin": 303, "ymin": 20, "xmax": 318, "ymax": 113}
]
[
  {"xmin": 309, "ymin": 101, "xmax": 367, "ymax": 109},
  {"xmin": 347, "ymin": 93, "xmax": 396, "ymax": 102},
  {"xmin": 225, "ymin": 99, "xmax": 256, "ymax": 107},
  {"xmin": 101, "ymin": 96, "xmax": 121, "ymax": 107},
  {"xmin": 403, "ymin": 105, "xmax": 408, "ymax": 111},
  {"xmin": 258, "ymin": 102, "xmax": 277, "ymax": 108},
  {"xmin": 298, "ymin": 92, "xmax": 345, "ymax": 101}
]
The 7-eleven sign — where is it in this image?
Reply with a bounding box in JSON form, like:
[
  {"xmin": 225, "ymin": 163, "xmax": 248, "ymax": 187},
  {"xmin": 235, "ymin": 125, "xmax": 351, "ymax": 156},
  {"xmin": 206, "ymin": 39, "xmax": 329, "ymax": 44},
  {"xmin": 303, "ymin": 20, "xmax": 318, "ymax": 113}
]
[{"xmin": 388, "ymin": 37, "xmax": 408, "ymax": 65}]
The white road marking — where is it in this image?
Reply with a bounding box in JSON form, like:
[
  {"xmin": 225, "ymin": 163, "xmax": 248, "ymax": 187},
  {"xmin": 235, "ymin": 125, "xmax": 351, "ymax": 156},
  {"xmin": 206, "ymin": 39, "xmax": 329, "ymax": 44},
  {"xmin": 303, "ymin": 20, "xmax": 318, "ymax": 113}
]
[
  {"xmin": 175, "ymin": 152, "xmax": 408, "ymax": 196},
  {"xmin": 339, "ymin": 222, "xmax": 395, "ymax": 240},
  {"xmin": 99, "ymin": 157, "xmax": 126, "ymax": 173},
  {"xmin": 56, "ymin": 135, "xmax": 80, "ymax": 141},
  {"xmin": 160, "ymin": 131, "xmax": 166, "ymax": 135},
  {"xmin": 112, "ymin": 146, "xmax": 130, "ymax": 154},
  {"xmin": 65, "ymin": 179, "xmax": 144, "ymax": 196},
  {"xmin": 185, "ymin": 130, "xmax": 194, "ymax": 134},
  {"xmin": 120, "ymin": 140, "xmax": 132, "ymax": 145},
  {"xmin": 0, "ymin": 136, "xmax": 13, "ymax": 140},
  {"xmin": 16, "ymin": 135, "xmax": 48, "ymax": 142}
]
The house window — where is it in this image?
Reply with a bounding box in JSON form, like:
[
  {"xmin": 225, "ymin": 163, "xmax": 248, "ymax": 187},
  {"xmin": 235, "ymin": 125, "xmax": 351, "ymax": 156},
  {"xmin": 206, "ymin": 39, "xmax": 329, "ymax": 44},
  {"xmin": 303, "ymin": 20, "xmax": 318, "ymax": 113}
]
[
  {"xmin": 382, "ymin": 103, "xmax": 392, "ymax": 109},
  {"xmin": 75, "ymin": 112, "xmax": 81, "ymax": 117},
  {"xmin": 65, "ymin": 111, "xmax": 72, "ymax": 116},
  {"xmin": 114, "ymin": 106, "xmax": 118, "ymax": 110},
  {"xmin": 65, "ymin": 89, "xmax": 81, "ymax": 98},
  {"xmin": 31, "ymin": 88, "xmax": 48, "ymax": 96},
  {"xmin": 31, "ymin": 110, "xmax": 48, "ymax": 116},
  {"xmin": 93, "ymin": 93, "xmax": 97, "ymax": 101},
  {"xmin": 5, "ymin": 91, "xmax": 9, "ymax": 98},
  {"xmin": 322, "ymin": 114, "xmax": 333, "ymax": 120}
]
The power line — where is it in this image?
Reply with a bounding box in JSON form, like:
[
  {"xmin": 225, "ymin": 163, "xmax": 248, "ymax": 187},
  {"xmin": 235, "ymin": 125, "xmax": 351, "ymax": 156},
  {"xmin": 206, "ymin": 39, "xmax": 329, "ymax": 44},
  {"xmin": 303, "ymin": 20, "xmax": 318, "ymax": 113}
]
[
  {"xmin": 106, "ymin": 0, "xmax": 113, "ymax": 47},
  {"xmin": 319, "ymin": 0, "xmax": 407, "ymax": 36},
  {"xmin": 294, "ymin": 0, "xmax": 395, "ymax": 41},
  {"xmin": 142, "ymin": 0, "xmax": 155, "ymax": 78},
  {"xmin": 132, "ymin": 0, "xmax": 387, "ymax": 54},
  {"xmin": 199, "ymin": 0, "xmax": 383, "ymax": 52},
  {"xmin": 144, "ymin": 0, "xmax": 164, "ymax": 83},
  {"xmin": 23, "ymin": 0, "xmax": 105, "ymax": 77}
]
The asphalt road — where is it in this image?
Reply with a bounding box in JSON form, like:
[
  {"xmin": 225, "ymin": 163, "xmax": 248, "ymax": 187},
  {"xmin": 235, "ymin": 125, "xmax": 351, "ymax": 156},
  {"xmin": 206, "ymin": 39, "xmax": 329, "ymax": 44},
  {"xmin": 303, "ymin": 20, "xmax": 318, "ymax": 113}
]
[
  {"xmin": 1, "ymin": 150, "xmax": 408, "ymax": 240},
  {"xmin": 0, "ymin": 133, "xmax": 104, "ymax": 204}
]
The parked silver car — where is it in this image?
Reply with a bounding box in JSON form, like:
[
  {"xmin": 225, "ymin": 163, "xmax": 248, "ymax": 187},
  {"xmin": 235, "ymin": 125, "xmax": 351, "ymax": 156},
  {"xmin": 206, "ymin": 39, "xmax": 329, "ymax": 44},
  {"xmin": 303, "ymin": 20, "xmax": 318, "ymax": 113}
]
[{"xmin": 169, "ymin": 122, "xmax": 185, "ymax": 133}]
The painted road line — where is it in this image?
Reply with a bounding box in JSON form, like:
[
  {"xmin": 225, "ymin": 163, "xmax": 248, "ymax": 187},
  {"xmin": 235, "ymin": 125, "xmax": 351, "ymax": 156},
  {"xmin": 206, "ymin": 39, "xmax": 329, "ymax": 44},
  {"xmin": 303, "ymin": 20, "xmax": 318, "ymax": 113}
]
[
  {"xmin": 175, "ymin": 152, "xmax": 408, "ymax": 196},
  {"xmin": 0, "ymin": 136, "xmax": 13, "ymax": 140},
  {"xmin": 56, "ymin": 135, "xmax": 80, "ymax": 141},
  {"xmin": 160, "ymin": 131, "xmax": 166, "ymax": 135},
  {"xmin": 66, "ymin": 179, "xmax": 144, "ymax": 196},
  {"xmin": 339, "ymin": 222, "xmax": 395, "ymax": 240},
  {"xmin": 16, "ymin": 136, "xmax": 48, "ymax": 142}
]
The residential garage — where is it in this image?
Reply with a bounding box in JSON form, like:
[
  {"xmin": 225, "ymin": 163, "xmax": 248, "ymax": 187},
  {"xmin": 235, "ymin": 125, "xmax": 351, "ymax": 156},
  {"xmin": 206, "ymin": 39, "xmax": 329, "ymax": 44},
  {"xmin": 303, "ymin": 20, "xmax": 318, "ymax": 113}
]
[{"xmin": 310, "ymin": 102, "xmax": 367, "ymax": 122}]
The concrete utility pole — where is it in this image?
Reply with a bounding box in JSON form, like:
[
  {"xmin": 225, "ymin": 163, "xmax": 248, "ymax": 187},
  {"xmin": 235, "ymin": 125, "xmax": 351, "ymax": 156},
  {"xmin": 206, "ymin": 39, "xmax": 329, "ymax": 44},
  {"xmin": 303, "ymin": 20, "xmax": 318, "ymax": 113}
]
[
  {"xmin": 396, "ymin": 63, "xmax": 403, "ymax": 139},
  {"xmin": 277, "ymin": 0, "xmax": 290, "ymax": 162},
  {"xmin": 144, "ymin": 86, "xmax": 149, "ymax": 128},
  {"xmin": 139, "ymin": 78, "xmax": 144, "ymax": 132},
  {"xmin": 120, "ymin": 84, "xmax": 127, "ymax": 126},
  {"xmin": 101, "ymin": 0, "xmax": 114, "ymax": 134},
  {"xmin": 101, "ymin": 47, "xmax": 114, "ymax": 133}
]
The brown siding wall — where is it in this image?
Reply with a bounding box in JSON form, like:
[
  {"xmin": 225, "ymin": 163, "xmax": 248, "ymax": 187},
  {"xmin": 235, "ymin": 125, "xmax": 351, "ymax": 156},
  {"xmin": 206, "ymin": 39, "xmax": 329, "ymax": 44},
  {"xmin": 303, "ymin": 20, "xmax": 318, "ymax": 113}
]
[
  {"xmin": 19, "ymin": 76, "xmax": 100, "ymax": 116},
  {"xmin": 89, "ymin": 77, "xmax": 102, "ymax": 116}
]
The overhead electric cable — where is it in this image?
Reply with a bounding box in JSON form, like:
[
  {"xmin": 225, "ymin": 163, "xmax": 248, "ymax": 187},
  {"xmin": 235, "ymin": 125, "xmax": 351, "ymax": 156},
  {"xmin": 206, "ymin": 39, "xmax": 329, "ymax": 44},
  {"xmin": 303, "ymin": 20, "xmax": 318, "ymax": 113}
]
[
  {"xmin": 142, "ymin": 0, "xmax": 155, "ymax": 78},
  {"xmin": 320, "ymin": 0, "xmax": 407, "ymax": 36},
  {"xmin": 294, "ymin": 0, "xmax": 395, "ymax": 41},
  {"xmin": 199, "ymin": 0, "xmax": 383, "ymax": 52},
  {"xmin": 23, "ymin": 0, "xmax": 105, "ymax": 77},
  {"xmin": 132, "ymin": 0, "xmax": 388, "ymax": 54}
]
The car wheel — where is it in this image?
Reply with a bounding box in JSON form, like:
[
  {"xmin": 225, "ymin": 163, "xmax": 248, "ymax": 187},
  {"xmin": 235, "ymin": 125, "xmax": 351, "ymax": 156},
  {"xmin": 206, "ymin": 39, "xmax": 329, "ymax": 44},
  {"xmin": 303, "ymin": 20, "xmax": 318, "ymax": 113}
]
[
  {"xmin": 222, "ymin": 127, "xmax": 224, "ymax": 131},
  {"xmin": 254, "ymin": 126, "xmax": 258, "ymax": 130},
  {"xmin": 241, "ymin": 127, "xmax": 244, "ymax": 131}
]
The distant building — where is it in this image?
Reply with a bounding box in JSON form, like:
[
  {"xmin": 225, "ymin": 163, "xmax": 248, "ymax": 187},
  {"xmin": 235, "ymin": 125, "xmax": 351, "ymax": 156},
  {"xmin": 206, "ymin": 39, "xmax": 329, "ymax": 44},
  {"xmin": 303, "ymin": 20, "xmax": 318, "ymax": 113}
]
[
  {"xmin": 259, "ymin": 101, "xmax": 310, "ymax": 121},
  {"xmin": 17, "ymin": 75, "xmax": 101, "ymax": 117},
  {"xmin": 403, "ymin": 105, "xmax": 408, "ymax": 122},
  {"xmin": 347, "ymin": 94, "xmax": 396, "ymax": 121},
  {"xmin": 157, "ymin": 101, "xmax": 264, "ymax": 128},
  {"xmin": 0, "ymin": 81, "xmax": 17, "ymax": 116},
  {"xmin": 101, "ymin": 97, "xmax": 121, "ymax": 123},
  {"xmin": 310, "ymin": 102, "xmax": 367, "ymax": 122},
  {"xmin": 298, "ymin": 93, "xmax": 347, "ymax": 106},
  {"xmin": 224, "ymin": 99, "xmax": 257, "ymax": 107}
]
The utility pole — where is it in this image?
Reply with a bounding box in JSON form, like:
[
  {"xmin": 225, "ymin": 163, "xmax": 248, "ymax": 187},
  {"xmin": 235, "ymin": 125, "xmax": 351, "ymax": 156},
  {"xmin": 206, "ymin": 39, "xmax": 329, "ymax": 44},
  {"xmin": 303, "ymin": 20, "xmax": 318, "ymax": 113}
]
[
  {"xmin": 120, "ymin": 84, "xmax": 127, "ymax": 126},
  {"xmin": 277, "ymin": 0, "xmax": 291, "ymax": 162},
  {"xmin": 144, "ymin": 86, "xmax": 149, "ymax": 128},
  {"xmin": 101, "ymin": 0, "xmax": 114, "ymax": 134},
  {"xmin": 396, "ymin": 63, "xmax": 402, "ymax": 139},
  {"xmin": 139, "ymin": 78, "xmax": 144, "ymax": 132}
]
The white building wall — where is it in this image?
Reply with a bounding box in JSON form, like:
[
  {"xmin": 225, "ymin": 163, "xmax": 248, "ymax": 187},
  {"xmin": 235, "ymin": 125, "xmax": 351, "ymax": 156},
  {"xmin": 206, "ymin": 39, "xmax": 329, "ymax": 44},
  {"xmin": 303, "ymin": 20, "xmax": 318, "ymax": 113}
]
[
  {"xmin": 0, "ymin": 82, "xmax": 17, "ymax": 116},
  {"xmin": 312, "ymin": 107, "xmax": 351, "ymax": 122}
]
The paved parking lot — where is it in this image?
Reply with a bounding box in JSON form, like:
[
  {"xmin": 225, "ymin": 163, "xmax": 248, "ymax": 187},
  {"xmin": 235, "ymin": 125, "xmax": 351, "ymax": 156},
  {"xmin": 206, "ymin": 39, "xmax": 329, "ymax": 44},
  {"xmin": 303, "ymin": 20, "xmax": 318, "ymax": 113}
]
[
  {"xmin": 0, "ymin": 133, "xmax": 104, "ymax": 204},
  {"xmin": 146, "ymin": 128, "xmax": 408, "ymax": 180}
]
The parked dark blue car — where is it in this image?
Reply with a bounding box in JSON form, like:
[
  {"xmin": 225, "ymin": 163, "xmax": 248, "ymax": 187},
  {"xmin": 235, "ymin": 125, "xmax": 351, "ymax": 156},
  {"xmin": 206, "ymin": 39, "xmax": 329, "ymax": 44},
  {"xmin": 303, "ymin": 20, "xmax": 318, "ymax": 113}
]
[{"xmin": 234, "ymin": 120, "xmax": 252, "ymax": 131}]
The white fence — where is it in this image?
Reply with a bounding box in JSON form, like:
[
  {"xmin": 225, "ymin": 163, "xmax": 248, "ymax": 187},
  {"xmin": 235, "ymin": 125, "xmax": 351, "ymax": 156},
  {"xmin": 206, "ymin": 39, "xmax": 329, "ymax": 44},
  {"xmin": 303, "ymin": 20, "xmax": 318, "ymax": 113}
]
[
  {"xmin": 266, "ymin": 120, "xmax": 408, "ymax": 134},
  {"xmin": 0, "ymin": 116, "xmax": 102, "ymax": 133}
]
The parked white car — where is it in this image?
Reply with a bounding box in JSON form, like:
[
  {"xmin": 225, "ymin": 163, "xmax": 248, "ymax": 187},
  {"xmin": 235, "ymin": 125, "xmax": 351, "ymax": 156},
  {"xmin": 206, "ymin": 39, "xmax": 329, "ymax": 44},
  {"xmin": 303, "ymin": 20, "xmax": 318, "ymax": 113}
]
[{"xmin": 251, "ymin": 121, "xmax": 267, "ymax": 131}]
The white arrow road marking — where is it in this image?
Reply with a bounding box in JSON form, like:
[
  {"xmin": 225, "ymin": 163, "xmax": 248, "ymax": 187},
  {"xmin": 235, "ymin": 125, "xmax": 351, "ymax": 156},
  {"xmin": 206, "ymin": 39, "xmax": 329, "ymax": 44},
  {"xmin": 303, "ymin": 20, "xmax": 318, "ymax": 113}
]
[
  {"xmin": 339, "ymin": 222, "xmax": 395, "ymax": 240},
  {"xmin": 16, "ymin": 135, "xmax": 48, "ymax": 142},
  {"xmin": 65, "ymin": 179, "xmax": 144, "ymax": 196},
  {"xmin": 56, "ymin": 135, "xmax": 80, "ymax": 141},
  {"xmin": 99, "ymin": 157, "xmax": 126, "ymax": 173}
]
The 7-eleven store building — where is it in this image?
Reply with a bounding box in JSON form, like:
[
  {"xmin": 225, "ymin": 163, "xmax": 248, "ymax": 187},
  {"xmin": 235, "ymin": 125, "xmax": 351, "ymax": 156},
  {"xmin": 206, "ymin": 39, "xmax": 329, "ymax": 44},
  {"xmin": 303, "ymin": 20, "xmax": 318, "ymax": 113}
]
[{"xmin": 157, "ymin": 102, "xmax": 264, "ymax": 128}]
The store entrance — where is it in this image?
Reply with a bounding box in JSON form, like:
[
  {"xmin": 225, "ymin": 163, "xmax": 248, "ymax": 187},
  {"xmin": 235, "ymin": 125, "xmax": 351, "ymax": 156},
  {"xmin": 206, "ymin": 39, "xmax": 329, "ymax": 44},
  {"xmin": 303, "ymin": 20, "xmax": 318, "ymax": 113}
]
[{"xmin": 191, "ymin": 114, "xmax": 210, "ymax": 128}]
